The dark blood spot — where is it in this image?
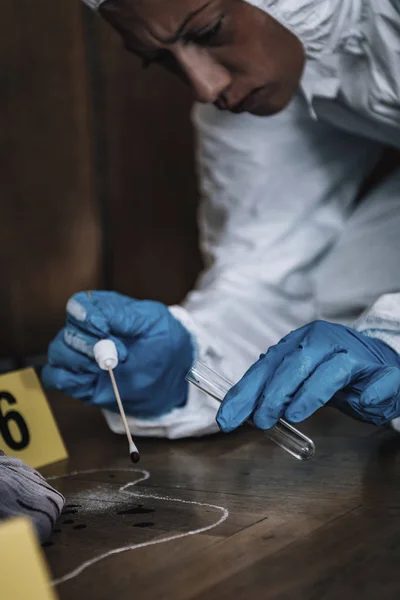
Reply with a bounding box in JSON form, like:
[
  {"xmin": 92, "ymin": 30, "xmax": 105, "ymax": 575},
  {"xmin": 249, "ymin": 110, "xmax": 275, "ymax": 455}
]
[
  {"xmin": 73, "ymin": 524, "xmax": 87, "ymax": 530},
  {"xmin": 63, "ymin": 519, "xmax": 75, "ymax": 525},
  {"xmin": 53, "ymin": 529, "xmax": 62, "ymax": 534},
  {"xmin": 118, "ymin": 505, "xmax": 155, "ymax": 515},
  {"xmin": 109, "ymin": 474, "xmax": 115, "ymax": 479},
  {"xmin": 133, "ymin": 522, "xmax": 154, "ymax": 528},
  {"xmin": 42, "ymin": 541, "xmax": 54, "ymax": 548},
  {"xmin": 62, "ymin": 509, "xmax": 78, "ymax": 515}
]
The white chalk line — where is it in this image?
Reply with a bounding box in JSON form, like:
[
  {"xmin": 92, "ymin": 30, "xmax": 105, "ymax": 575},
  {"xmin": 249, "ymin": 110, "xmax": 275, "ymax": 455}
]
[{"xmin": 47, "ymin": 468, "xmax": 229, "ymax": 586}]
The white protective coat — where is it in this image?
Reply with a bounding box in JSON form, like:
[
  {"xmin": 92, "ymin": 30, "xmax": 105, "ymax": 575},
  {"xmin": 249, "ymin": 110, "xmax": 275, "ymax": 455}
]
[{"xmin": 103, "ymin": 0, "xmax": 400, "ymax": 438}]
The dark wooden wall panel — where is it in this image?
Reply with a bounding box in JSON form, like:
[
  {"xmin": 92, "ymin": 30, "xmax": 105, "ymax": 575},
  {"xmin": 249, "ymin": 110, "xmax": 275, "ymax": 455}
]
[
  {"xmin": 0, "ymin": 1, "xmax": 102, "ymax": 359},
  {"xmin": 0, "ymin": 4, "xmax": 397, "ymax": 365},
  {"xmin": 0, "ymin": 2, "xmax": 202, "ymax": 362},
  {"xmin": 95, "ymin": 19, "xmax": 202, "ymax": 305}
]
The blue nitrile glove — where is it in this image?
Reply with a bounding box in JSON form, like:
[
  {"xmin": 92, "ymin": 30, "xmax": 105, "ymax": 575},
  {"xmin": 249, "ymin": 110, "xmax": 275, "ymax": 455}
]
[
  {"xmin": 217, "ymin": 320, "xmax": 400, "ymax": 431},
  {"xmin": 42, "ymin": 291, "xmax": 194, "ymax": 418}
]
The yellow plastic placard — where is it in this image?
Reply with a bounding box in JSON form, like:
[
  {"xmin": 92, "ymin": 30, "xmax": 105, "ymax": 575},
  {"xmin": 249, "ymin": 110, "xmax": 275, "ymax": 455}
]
[
  {"xmin": 0, "ymin": 517, "xmax": 58, "ymax": 600},
  {"xmin": 0, "ymin": 368, "xmax": 67, "ymax": 468}
]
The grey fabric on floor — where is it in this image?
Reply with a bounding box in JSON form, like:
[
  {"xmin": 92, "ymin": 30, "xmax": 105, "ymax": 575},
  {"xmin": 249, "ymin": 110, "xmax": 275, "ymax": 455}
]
[{"xmin": 0, "ymin": 454, "xmax": 65, "ymax": 542}]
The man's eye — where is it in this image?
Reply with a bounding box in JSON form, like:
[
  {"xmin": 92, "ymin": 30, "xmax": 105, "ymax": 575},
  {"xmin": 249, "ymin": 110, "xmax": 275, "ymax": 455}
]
[{"xmin": 191, "ymin": 17, "xmax": 224, "ymax": 46}]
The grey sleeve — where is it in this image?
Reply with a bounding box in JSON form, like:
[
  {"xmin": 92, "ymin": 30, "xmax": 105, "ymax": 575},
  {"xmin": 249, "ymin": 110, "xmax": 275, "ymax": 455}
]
[{"xmin": 0, "ymin": 453, "xmax": 65, "ymax": 542}]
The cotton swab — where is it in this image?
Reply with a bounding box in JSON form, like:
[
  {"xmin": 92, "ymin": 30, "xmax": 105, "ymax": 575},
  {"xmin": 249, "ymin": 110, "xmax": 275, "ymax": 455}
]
[{"xmin": 93, "ymin": 338, "xmax": 141, "ymax": 464}]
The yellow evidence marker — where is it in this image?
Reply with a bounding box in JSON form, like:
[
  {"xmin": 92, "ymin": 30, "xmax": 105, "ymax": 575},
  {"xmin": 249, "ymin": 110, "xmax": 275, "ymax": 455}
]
[
  {"xmin": 0, "ymin": 517, "xmax": 59, "ymax": 600},
  {"xmin": 0, "ymin": 368, "xmax": 67, "ymax": 468}
]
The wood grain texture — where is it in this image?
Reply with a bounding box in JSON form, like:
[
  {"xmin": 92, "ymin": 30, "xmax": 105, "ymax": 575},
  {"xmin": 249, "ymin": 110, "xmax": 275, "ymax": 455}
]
[
  {"xmin": 94, "ymin": 16, "xmax": 202, "ymax": 304},
  {"xmin": 0, "ymin": 1, "xmax": 101, "ymax": 359},
  {"xmin": 41, "ymin": 393, "xmax": 400, "ymax": 600},
  {"xmin": 0, "ymin": 4, "xmax": 202, "ymax": 361}
]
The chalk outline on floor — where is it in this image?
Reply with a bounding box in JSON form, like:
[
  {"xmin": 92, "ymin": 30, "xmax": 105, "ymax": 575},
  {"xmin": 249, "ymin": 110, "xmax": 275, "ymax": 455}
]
[{"xmin": 47, "ymin": 468, "xmax": 229, "ymax": 586}]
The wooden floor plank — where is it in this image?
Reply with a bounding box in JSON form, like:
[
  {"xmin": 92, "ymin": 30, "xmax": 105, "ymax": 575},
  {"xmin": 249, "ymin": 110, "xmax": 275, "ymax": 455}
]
[
  {"xmin": 39, "ymin": 392, "xmax": 400, "ymax": 599},
  {"xmin": 193, "ymin": 507, "xmax": 400, "ymax": 600}
]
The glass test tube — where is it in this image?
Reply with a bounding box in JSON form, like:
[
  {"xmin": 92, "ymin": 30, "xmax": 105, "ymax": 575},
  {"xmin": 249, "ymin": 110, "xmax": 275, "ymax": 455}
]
[{"xmin": 186, "ymin": 360, "xmax": 315, "ymax": 461}]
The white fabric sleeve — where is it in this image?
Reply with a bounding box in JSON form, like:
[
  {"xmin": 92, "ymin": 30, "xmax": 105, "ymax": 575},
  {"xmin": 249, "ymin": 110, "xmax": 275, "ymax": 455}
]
[
  {"xmin": 353, "ymin": 293, "xmax": 400, "ymax": 355},
  {"xmin": 103, "ymin": 94, "xmax": 381, "ymax": 440},
  {"xmin": 353, "ymin": 292, "xmax": 400, "ymax": 434},
  {"xmin": 102, "ymin": 390, "xmax": 220, "ymax": 440},
  {"xmin": 179, "ymin": 95, "xmax": 381, "ymax": 379}
]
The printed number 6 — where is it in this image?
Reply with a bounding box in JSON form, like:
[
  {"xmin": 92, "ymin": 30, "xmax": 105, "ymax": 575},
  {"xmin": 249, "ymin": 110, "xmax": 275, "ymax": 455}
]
[{"xmin": 0, "ymin": 392, "xmax": 30, "ymax": 450}]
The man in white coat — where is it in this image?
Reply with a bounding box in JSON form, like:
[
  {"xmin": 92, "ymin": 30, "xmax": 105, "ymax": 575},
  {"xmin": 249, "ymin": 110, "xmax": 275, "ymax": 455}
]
[{"xmin": 43, "ymin": 0, "xmax": 400, "ymax": 437}]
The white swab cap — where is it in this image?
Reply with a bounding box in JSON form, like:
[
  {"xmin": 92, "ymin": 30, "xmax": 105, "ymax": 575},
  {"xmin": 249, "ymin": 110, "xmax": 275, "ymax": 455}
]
[
  {"xmin": 81, "ymin": 0, "xmax": 108, "ymax": 11},
  {"xmin": 93, "ymin": 340, "xmax": 119, "ymax": 370}
]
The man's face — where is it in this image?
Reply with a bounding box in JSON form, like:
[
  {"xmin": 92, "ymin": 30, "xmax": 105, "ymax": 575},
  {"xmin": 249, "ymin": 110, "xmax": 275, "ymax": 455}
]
[{"xmin": 100, "ymin": 0, "xmax": 305, "ymax": 116}]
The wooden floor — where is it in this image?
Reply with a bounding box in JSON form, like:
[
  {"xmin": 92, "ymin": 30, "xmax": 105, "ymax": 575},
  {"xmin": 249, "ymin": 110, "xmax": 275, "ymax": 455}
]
[{"xmin": 41, "ymin": 391, "xmax": 400, "ymax": 600}]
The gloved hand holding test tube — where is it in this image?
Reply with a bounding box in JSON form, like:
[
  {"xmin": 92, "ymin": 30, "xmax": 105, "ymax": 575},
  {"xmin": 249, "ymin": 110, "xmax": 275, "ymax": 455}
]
[{"xmin": 186, "ymin": 360, "xmax": 315, "ymax": 460}]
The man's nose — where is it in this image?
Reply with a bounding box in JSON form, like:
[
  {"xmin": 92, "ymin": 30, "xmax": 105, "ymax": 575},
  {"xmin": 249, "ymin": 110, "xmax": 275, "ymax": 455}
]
[{"xmin": 173, "ymin": 44, "xmax": 231, "ymax": 104}]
